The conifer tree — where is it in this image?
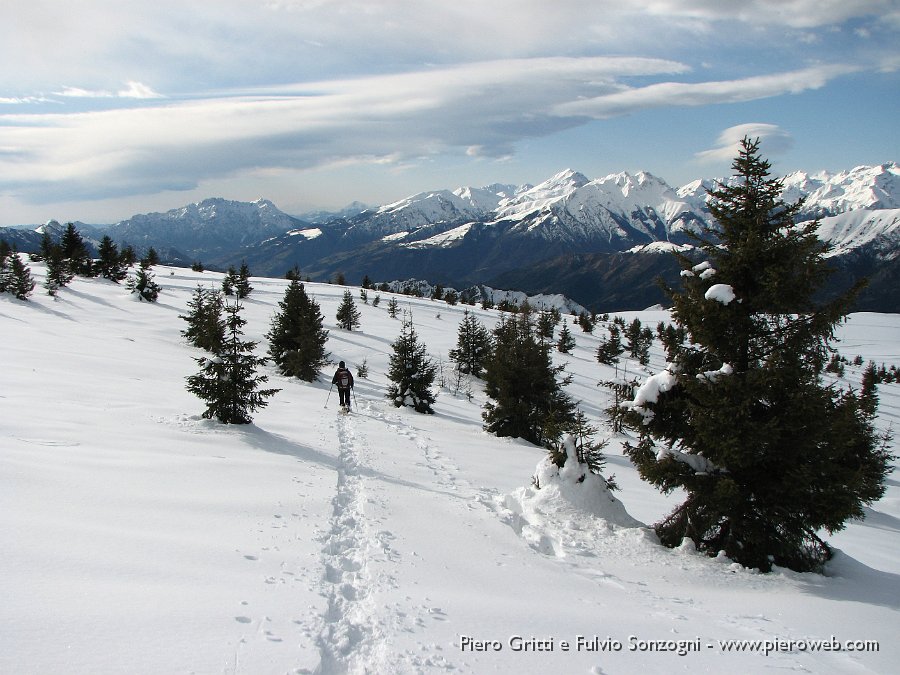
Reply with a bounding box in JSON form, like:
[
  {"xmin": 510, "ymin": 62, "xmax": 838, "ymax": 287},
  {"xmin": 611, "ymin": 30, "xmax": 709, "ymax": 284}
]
[
  {"xmin": 186, "ymin": 301, "xmax": 279, "ymax": 424},
  {"xmin": 120, "ymin": 245, "xmax": 137, "ymax": 266},
  {"xmin": 0, "ymin": 247, "xmax": 8, "ymax": 294},
  {"xmin": 336, "ymin": 289, "xmax": 361, "ymax": 330},
  {"xmin": 36, "ymin": 230, "xmax": 54, "ymax": 262},
  {"xmin": 547, "ymin": 410, "xmax": 617, "ymax": 490},
  {"xmin": 44, "ymin": 244, "xmax": 74, "ymax": 296},
  {"xmin": 127, "ymin": 260, "xmax": 161, "ymax": 302},
  {"xmin": 266, "ymin": 280, "xmax": 330, "ymax": 381},
  {"xmin": 448, "ymin": 309, "xmax": 492, "ymax": 377},
  {"xmin": 7, "ymin": 252, "xmax": 35, "ymax": 300},
  {"xmin": 577, "ymin": 311, "xmax": 595, "ymax": 333},
  {"xmin": 537, "ymin": 310, "xmax": 559, "ymax": 341},
  {"xmin": 386, "ymin": 296, "xmax": 400, "ymax": 319},
  {"xmin": 596, "ymin": 323, "xmax": 624, "ymax": 365},
  {"xmin": 624, "ymin": 318, "xmax": 652, "ymax": 364},
  {"xmin": 180, "ymin": 285, "xmax": 226, "ymax": 353},
  {"xmin": 556, "ymin": 320, "xmax": 575, "ymax": 354},
  {"xmin": 96, "ymin": 236, "xmax": 128, "ymax": 283},
  {"xmin": 482, "ymin": 307, "xmax": 577, "ymax": 448},
  {"xmin": 60, "ymin": 223, "xmax": 93, "ymax": 277},
  {"xmin": 235, "ymin": 261, "xmax": 253, "ymax": 299},
  {"xmin": 623, "ymin": 138, "xmax": 893, "ymax": 573},
  {"xmin": 222, "ymin": 266, "xmax": 237, "ymax": 296},
  {"xmin": 386, "ymin": 313, "xmax": 437, "ymax": 413}
]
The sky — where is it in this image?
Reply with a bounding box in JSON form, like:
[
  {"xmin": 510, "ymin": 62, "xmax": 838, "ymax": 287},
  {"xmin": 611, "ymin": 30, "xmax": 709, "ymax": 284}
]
[{"xmin": 0, "ymin": 0, "xmax": 898, "ymax": 226}]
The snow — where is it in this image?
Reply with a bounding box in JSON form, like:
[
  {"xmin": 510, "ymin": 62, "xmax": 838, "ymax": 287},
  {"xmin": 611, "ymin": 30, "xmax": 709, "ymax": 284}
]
[
  {"xmin": 288, "ymin": 227, "xmax": 323, "ymax": 240},
  {"xmin": 630, "ymin": 368, "xmax": 678, "ymax": 408},
  {"xmin": 705, "ymin": 283, "xmax": 737, "ymax": 305},
  {"xmin": 401, "ymin": 223, "xmax": 473, "ymax": 249},
  {"xmin": 816, "ymin": 209, "xmax": 900, "ymax": 257},
  {"xmin": 1, "ymin": 265, "xmax": 899, "ymax": 674}
]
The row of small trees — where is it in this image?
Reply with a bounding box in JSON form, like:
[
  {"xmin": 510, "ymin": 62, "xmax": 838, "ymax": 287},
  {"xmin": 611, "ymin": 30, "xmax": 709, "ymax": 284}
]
[
  {"xmin": 7, "ymin": 224, "xmax": 162, "ymax": 300},
  {"xmin": 179, "ymin": 275, "xmax": 594, "ymax": 469}
]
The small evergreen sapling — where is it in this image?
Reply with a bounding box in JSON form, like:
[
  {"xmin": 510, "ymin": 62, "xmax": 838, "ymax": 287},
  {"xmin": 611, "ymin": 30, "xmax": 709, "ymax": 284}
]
[
  {"xmin": 60, "ymin": 223, "xmax": 94, "ymax": 277},
  {"xmin": 336, "ymin": 290, "xmax": 361, "ymax": 330},
  {"xmin": 0, "ymin": 249, "xmax": 35, "ymax": 300},
  {"xmin": 235, "ymin": 261, "xmax": 253, "ymax": 299},
  {"xmin": 180, "ymin": 285, "xmax": 226, "ymax": 353},
  {"xmin": 186, "ymin": 301, "xmax": 279, "ymax": 424},
  {"xmin": 128, "ymin": 260, "xmax": 161, "ymax": 302},
  {"xmin": 96, "ymin": 236, "xmax": 128, "ymax": 283},
  {"xmin": 556, "ymin": 320, "xmax": 575, "ymax": 353},
  {"xmin": 387, "ymin": 296, "xmax": 400, "ymax": 318},
  {"xmin": 44, "ymin": 244, "xmax": 74, "ymax": 296},
  {"xmin": 448, "ymin": 309, "xmax": 492, "ymax": 377},
  {"xmin": 482, "ymin": 307, "xmax": 576, "ymax": 448},
  {"xmin": 8, "ymin": 253, "xmax": 35, "ymax": 300},
  {"xmin": 266, "ymin": 279, "xmax": 330, "ymax": 381},
  {"xmin": 222, "ymin": 266, "xmax": 237, "ymax": 296},
  {"xmin": 386, "ymin": 313, "xmax": 437, "ymax": 413}
]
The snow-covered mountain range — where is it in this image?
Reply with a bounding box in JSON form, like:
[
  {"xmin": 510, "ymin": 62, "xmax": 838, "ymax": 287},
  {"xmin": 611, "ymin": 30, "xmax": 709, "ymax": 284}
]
[{"xmin": 2, "ymin": 162, "xmax": 897, "ymax": 311}]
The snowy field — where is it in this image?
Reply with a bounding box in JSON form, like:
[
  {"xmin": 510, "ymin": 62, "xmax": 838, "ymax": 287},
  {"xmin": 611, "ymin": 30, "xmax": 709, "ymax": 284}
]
[{"xmin": 1, "ymin": 262, "xmax": 898, "ymax": 675}]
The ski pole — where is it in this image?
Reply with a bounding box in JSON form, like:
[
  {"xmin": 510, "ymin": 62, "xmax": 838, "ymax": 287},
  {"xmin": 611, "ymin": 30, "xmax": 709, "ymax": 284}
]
[{"xmin": 325, "ymin": 383, "xmax": 333, "ymax": 408}]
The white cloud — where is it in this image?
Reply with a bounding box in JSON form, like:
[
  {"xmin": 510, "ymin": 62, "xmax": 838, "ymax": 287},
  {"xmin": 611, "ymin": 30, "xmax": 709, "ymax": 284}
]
[
  {"xmin": 552, "ymin": 64, "xmax": 856, "ymax": 118},
  {"xmin": 695, "ymin": 123, "xmax": 794, "ymax": 163},
  {"xmin": 55, "ymin": 82, "xmax": 162, "ymax": 99},
  {"xmin": 117, "ymin": 82, "xmax": 164, "ymax": 99},
  {"xmin": 0, "ymin": 56, "xmax": 690, "ymax": 202}
]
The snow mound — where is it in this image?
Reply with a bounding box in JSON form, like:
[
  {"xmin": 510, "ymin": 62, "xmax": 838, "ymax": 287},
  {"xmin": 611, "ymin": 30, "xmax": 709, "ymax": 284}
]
[{"xmin": 500, "ymin": 438, "xmax": 646, "ymax": 559}]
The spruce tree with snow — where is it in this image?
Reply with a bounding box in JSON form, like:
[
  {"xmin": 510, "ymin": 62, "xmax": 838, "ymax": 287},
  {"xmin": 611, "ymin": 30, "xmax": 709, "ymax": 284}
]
[
  {"xmin": 44, "ymin": 244, "xmax": 74, "ymax": 296},
  {"xmin": 180, "ymin": 285, "xmax": 226, "ymax": 353},
  {"xmin": 623, "ymin": 138, "xmax": 893, "ymax": 573},
  {"xmin": 336, "ymin": 289, "xmax": 361, "ymax": 330},
  {"xmin": 448, "ymin": 309, "xmax": 492, "ymax": 377},
  {"xmin": 386, "ymin": 313, "xmax": 437, "ymax": 414},
  {"xmin": 266, "ymin": 279, "xmax": 330, "ymax": 381},
  {"xmin": 7, "ymin": 252, "xmax": 35, "ymax": 300},
  {"xmin": 1, "ymin": 248, "xmax": 34, "ymax": 300},
  {"xmin": 482, "ymin": 306, "xmax": 577, "ymax": 448},
  {"xmin": 186, "ymin": 301, "xmax": 279, "ymax": 424},
  {"xmin": 127, "ymin": 260, "xmax": 161, "ymax": 302},
  {"xmin": 547, "ymin": 410, "xmax": 617, "ymax": 491}
]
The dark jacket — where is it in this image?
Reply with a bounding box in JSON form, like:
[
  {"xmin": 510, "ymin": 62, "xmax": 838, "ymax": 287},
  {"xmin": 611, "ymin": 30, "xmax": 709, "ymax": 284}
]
[{"xmin": 332, "ymin": 367, "xmax": 354, "ymax": 390}]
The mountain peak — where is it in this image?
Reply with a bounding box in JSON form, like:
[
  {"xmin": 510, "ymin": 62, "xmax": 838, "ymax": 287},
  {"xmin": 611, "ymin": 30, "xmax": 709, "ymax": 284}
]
[{"xmin": 544, "ymin": 168, "xmax": 591, "ymax": 189}]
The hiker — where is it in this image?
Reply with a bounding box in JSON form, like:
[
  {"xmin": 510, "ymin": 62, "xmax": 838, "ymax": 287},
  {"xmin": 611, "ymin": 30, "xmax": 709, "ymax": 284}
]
[{"xmin": 332, "ymin": 361, "xmax": 354, "ymax": 410}]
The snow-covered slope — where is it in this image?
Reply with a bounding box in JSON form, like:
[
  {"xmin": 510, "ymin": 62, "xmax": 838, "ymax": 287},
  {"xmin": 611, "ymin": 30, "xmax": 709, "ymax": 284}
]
[
  {"xmin": 2, "ymin": 263, "xmax": 898, "ymax": 674},
  {"xmin": 818, "ymin": 209, "xmax": 900, "ymax": 258}
]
